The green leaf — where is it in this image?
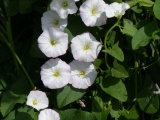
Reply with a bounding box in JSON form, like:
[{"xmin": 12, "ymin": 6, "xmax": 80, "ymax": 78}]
[
  {"xmin": 132, "ymin": 21, "xmax": 157, "ymax": 50},
  {"xmin": 92, "ymin": 96, "xmax": 105, "ymax": 112},
  {"xmin": 100, "ymin": 77, "xmax": 128, "ymax": 102},
  {"xmin": 93, "ymin": 59, "xmax": 103, "ymax": 69},
  {"xmin": 137, "ymin": 88, "xmax": 159, "ymax": 114},
  {"xmin": 0, "ymin": 77, "xmax": 7, "ymax": 90},
  {"xmin": 1, "ymin": 91, "xmax": 26, "ymax": 117},
  {"xmin": 56, "ymin": 85, "xmax": 85, "ymax": 108},
  {"xmin": 17, "ymin": 106, "xmax": 38, "ymax": 120},
  {"xmin": 111, "ymin": 60, "xmax": 129, "ymax": 78},
  {"xmin": 107, "ymin": 31, "xmax": 116, "ymax": 47},
  {"xmin": 153, "ymin": 0, "xmax": 160, "ymax": 20},
  {"xmin": 59, "ymin": 109, "xmax": 97, "ymax": 120},
  {"xmin": 103, "ymin": 42, "xmax": 124, "ymax": 62},
  {"xmin": 122, "ymin": 19, "xmax": 138, "ymax": 37},
  {"xmin": 110, "ymin": 98, "xmax": 121, "ymax": 119},
  {"xmin": 15, "ymin": 112, "xmax": 33, "ymax": 120},
  {"xmin": 92, "ymin": 96, "xmax": 111, "ymax": 120},
  {"xmin": 93, "ymin": 107, "xmax": 111, "ymax": 120},
  {"xmin": 121, "ymin": 105, "xmax": 139, "ymax": 120},
  {"xmin": 138, "ymin": 0, "xmax": 154, "ymax": 7},
  {"xmin": 131, "ymin": 5, "xmax": 143, "ymax": 13},
  {"xmin": 5, "ymin": 110, "xmax": 15, "ymax": 120}
]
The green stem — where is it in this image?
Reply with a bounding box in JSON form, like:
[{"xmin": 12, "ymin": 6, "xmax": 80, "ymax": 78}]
[
  {"xmin": 104, "ymin": 18, "xmax": 121, "ymax": 69},
  {"xmin": 6, "ymin": 18, "xmax": 20, "ymax": 74},
  {"xmin": 0, "ymin": 32, "xmax": 35, "ymax": 89},
  {"xmin": 6, "ymin": 18, "xmax": 14, "ymax": 49}
]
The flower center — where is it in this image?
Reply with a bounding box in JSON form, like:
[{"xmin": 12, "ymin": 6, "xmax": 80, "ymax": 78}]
[
  {"xmin": 53, "ymin": 71, "xmax": 60, "ymax": 77},
  {"xmin": 53, "ymin": 20, "xmax": 59, "ymax": 25},
  {"xmin": 50, "ymin": 40, "xmax": 56, "ymax": 46},
  {"xmin": 83, "ymin": 44, "xmax": 90, "ymax": 51},
  {"xmin": 79, "ymin": 70, "xmax": 86, "ymax": 77},
  {"xmin": 91, "ymin": 8, "xmax": 97, "ymax": 15},
  {"xmin": 33, "ymin": 99, "xmax": 38, "ymax": 105},
  {"xmin": 62, "ymin": 1, "xmax": 68, "ymax": 8},
  {"xmin": 115, "ymin": 10, "xmax": 121, "ymax": 17}
]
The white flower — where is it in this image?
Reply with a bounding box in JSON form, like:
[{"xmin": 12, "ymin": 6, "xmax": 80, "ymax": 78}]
[
  {"xmin": 50, "ymin": 0, "xmax": 78, "ymax": 19},
  {"xmin": 40, "ymin": 58, "xmax": 71, "ymax": 89},
  {"xmin": 26, "ymin": 90, "xmax": 49, "ymax": 111},
  {"xmin": 79, "ymin": 0, "xmax": 107, "ymax": 27},
  {"xmin": 105, "ymin": 2, "xmax": 130, "ymax": 18},
  {"xmin": 38, "ymin": 109, "xmax": 60, "ymax": 120},
  {"xmin": 41, "ymin": 10, "xmax": 67, "ymax": 31},
  {"xmin": 71, "ymin": 32, "xmax": 102, "ymax": 62},
  {"xmin": 75, "ymin": 0, "xmax": 79, "ymax": 1},
  {"xmin": 69, "ymin": 60, "xmax": 97, "ymax": 89},
  {"xmin": 38, "ymin": 27, "xmax": 68, "ymax": 58}
]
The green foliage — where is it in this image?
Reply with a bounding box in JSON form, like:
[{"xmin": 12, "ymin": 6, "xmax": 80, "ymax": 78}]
[
  {"xmin": 1, "ymin": 0, "xmax": 160, "ymax": 119},
  {"xmin": 59, "ymin": 109, "xmax": 97, "ymax": 120},
  {"xmin": 132, "ymin": 20, "xmax": 157, "ymax": 50},
  {"xmin": 138, "ymin": 0, "xmax": 154, "ymax": 7},
  {"xmin": 56, "ymin": 85, "xmax": 85, "ymax": 108},
  {"xmin": 1, "ymin": 91, "xmax": 26, "ymax": 117},
  {"xmin": 122, "ymin": 19, "xmax": 138, "ymax": 37},
  {"xmin": 137, "ymin": 88, "xmax": 159, "ymax": 114},
  {"xmin": 103, "ymin": 42, "xmax": 124, "ymax": 62},
  {"xmin": 121, "ymin": 105, "xmax": 139, "ymax": 120},
  {"xmin": 153, "ymin": 0, "xmax": 160, "ymax": 20},
  {"xmin": 100, "ymin": 77, "xmax": 128, "ymax": 102},
  {"xmin": 111, "ymin": 60, "xmax": 129, "ymax": 78}
]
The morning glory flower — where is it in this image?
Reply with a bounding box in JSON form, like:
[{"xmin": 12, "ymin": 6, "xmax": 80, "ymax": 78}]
[
  {"xmin": 69, "ymin": 60, "xmax": 97, "ymax": 89},
  {"xmin": 38, "ymin": 109, "xmax": 60, "ymax": 120},
  {"xmin": 50, "ymin": 0, "xmax": 78, "ymax": 19},
  {"xmin": 41, "ymin": 10, "xmax": 67, "ymax": 31},
  {"xmin": 105, "ymin": 2, "xmax": 130, "ymax": 18},
  {"xmin": 26, "ymin": 90, "xmax": 49, "ymax": 111},
  {"xmin": 40, "ymin": 58, "xmax": 71, "ymax": 89},
  {"xmin": 71, "ymin": 32, "xmax": 102, "ymax": 62},
  {"xmin": 38, "ymin": 27, "xmax": 68, "ymax": 58},
  {"xmin": 79, "ymin": 0, "xmax": 107, "ymax": 27}
]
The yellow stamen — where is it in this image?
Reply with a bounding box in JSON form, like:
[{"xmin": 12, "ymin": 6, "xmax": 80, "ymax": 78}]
[
  {"xmin": 83, "ymin": 44, "xmax": 90, "ymax": 50},
  {"xmin": 33, "ymin": 100, "xmax": 38, "ymax": 105},
  {"xmin": 53, "ymin": 71, "xmax": 60, "ymax": 77},
  {"xmin": 91, "ymin": 8, "xmax": 96, "ymax": 15},
  {"xmin": 79, "ymin": 70, "xmax": 86, "ymax": 77},
  {"xmin": 50, "ymin": 40, "xmax": 56, "ymax": 46},
  {"xmin": 62, "ymin": 1, "xmax": 68, "ymax": 8},
  {"xmin": 53, "ymin": 20, "xmax": 59, "ymax": 25}
]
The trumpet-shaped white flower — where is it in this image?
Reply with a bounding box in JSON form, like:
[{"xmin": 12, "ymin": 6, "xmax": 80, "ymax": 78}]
[
  {"xmin": 79, "ymin": 0, "xmax": 107, "ymax": 27},
  {"xmin": 105, "ymin": 2, "xmax": 130, "ymax": 18},
  {"xmin": 69, "ymin": 60, "xmax": 97, "ymax": 89},
  {"xmin": 50, "ymin": 0, "xmax": 78, "ymax": 19},
  {"xmin": 41, "ymin": 10, "xmax": 67, "ymax": 31},
  {"xmin": 71, "ymin": 32, "xmax": 102, "ymax": 62},
  {"xmin": 38, "ymin": 109, "xmax": 60, "ymax": 120},
  {"xmin": 40, "ymin": 58, "xmax": 71, "ymax": 89},
  {"xmin": 38, "ymin": 27, "xmax": 68, "ymax": 58},
  {"xmin": 26, "ymin": 90, "xmax": 49, "ymax": 111}
]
